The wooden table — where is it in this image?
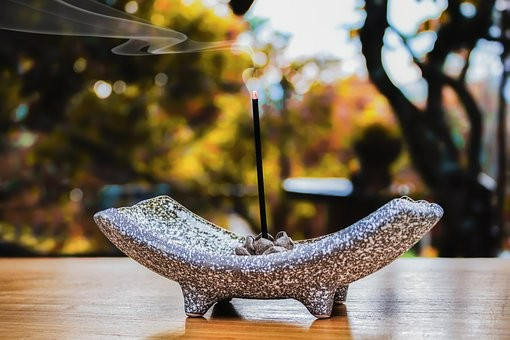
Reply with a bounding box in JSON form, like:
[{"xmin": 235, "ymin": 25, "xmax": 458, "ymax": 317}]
[{"xmin": 1, "ymin": 258, "xmax": 509, "ymax": 339}]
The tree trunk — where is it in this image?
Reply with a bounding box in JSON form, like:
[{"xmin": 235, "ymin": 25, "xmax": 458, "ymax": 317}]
[{"xmin": 435, "ymin": 174, "xmax": 498, "ymax": 256}]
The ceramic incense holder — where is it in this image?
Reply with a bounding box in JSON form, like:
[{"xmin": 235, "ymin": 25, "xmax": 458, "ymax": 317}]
[{"xmin": 94, "ymin": 195, "xmax": 442, "ymax": 318}]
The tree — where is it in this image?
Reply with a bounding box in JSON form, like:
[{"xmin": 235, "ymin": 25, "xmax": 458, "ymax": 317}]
[
  {"xmin": 0, "ymin": 0, "xmax": 252, "ymax": 254},
  {"xmin": 359, "ymin": 0, "xmax": 505, "ymax": 256},
  {"xmin": 229, "ymin": 0, "xmax": 508, "ymax": 256}
]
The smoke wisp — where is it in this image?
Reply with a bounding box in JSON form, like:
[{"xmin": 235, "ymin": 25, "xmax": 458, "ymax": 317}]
[{"xmin": 0, "ymin": 0, "xmax": 242, "ymax": 55}]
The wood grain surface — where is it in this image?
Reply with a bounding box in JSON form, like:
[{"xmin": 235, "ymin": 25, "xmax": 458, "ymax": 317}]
[{"xmin": 0, "ymin": 258, "xmax": 509, "ymax": 339}]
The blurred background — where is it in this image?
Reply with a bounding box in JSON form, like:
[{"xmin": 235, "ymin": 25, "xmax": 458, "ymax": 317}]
[{"xmin": 0, "ymin": 0, "xmax": 508, "ymax": 257}]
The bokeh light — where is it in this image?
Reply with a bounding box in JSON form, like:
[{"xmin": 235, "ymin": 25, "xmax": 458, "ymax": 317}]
[
  {"xmin": 113, "ymin": 80, "xmax": 127, "ymax": 94},
  {"xmin": 154, "ymin": 72, "xmax": 169, "ymax": 87},
  {"xmin": 73, "ymin": 58, "xmax": 87, "ymax": 73},
  {"xmin": 93, "ymin": 80, "xmax": 113, "ymax": 99},
  {"xmin": 70, "ymin": 188, "xmax": 84, "ymax": 203},
  {"xmin": 125, "ymin": 1, "xmax": 139, "ymax": 14}
]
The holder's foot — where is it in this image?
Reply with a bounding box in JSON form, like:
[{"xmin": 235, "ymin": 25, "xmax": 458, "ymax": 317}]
[
  {"xmin": 334, "ymin": 285, "xmax": 349, "ymax": 305},
  {"xmin": 180, "ymin": 284, "xmax": 217, "ymax": 317},
  {"xmin": 294, "ymin": 287, "xmax": 336, "ymax": 319}
]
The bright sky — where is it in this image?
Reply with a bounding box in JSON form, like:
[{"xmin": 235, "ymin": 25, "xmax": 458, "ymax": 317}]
[
  {"xmin": 246, "ymin": 0, "xmax": 448, "ymax": 85},
  {"xmin": 249, "ymin": 0, "xmax": 362, "ymax": 60}
]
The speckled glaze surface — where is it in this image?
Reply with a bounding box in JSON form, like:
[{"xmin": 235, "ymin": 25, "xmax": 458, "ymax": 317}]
[{"xmin": 94, "ymin": 195, "xmax": 443, "ymax": 318}]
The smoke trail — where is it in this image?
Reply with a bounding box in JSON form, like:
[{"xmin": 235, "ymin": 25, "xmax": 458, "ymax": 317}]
[
  {"xmin": 0, "ymin": 0, "xmax": 261, "ymax": 94},
  {"xmin": 0, "ymin": 0, "xmax": 245, "ymax": 56}
]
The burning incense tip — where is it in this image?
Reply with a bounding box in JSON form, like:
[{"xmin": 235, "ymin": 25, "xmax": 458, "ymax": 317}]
[{"xmin": 251, "ymin": 91, "xmax": 258, "ymax": 100}]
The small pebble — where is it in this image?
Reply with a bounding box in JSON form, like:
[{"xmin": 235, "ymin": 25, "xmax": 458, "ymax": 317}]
[
  {"xmin": 262, "ymin": 245, "xmax": 288, "ymax": 255},
  {"xmin": 253, "ymin": 237, "xmax": 274, "ymax": 254},
  {"xmin": 275, "ymin": 231, "xmax": 294, "ymax": 250},
  {"xmin": 244, "ymin": 235, "xmax": 256, "ymax": 255},
  {"xmin": 235, "ymin": 247, "xmax": 251, "ymax": 256}
]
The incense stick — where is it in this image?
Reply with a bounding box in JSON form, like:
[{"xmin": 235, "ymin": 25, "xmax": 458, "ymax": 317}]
[{"xmin": 251, "ymin": 91, "xmax": 269, "ymax": 239}]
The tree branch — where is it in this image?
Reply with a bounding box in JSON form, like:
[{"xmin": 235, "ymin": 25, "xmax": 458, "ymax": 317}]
[
  {"xmin": 441, "ymin": 73, "xmax": 482, "ymax": 176},
  {"xmin": 459, "ymin": 50, "xmax": 472, "ymax": 83},
  {"xmin": 360, "ymin": 0, "xmax": 445, "ymax": 188},
  {"xmin": 391, "ymin": 27, "xmax": 459, "ymax": 162},
  {"xmin": 422, "ymin": 0, "xmax": 495, "ymax": 177}
]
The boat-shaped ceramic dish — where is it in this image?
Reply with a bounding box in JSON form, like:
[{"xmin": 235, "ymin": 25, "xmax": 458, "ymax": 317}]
[{"xmin": 94, "ymin": 195, "xmax": 442, "ymax": 318}]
